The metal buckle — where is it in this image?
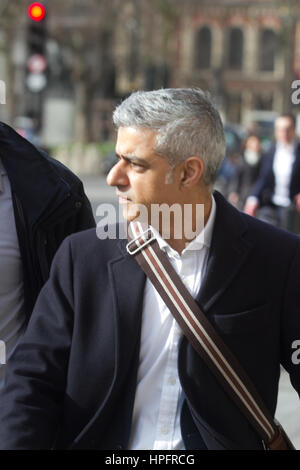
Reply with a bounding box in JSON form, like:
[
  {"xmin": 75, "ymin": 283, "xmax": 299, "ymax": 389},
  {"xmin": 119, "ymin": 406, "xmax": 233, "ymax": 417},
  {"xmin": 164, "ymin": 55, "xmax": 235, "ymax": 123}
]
[{"xmin": 126, "ymin": 227, "xmax": 156, "ymax": 255}]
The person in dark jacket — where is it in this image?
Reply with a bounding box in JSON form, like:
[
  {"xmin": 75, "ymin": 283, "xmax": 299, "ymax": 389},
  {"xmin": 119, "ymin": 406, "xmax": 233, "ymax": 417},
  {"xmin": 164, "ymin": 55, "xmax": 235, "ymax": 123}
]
[
  {"xmin": 244, "ymin": 114, "xmax": 300, "ymax": 231},
  {"xmin": 228, "ymin": 134, "xmax": 262, "ymax": 209},
  {"xmin": 0, "ymin": 121, "xmax": 95, "ymax": 385}
]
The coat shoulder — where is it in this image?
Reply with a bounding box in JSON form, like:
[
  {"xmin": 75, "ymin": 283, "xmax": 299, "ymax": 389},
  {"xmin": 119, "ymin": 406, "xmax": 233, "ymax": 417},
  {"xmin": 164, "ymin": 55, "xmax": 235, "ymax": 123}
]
[
  {"xmin": 215, "ymin": 190, "xmax": 300, "ymax": 254},
  {"xmin": 240, "ymin": 209, "xmax": 300, "ymax": 256},
  {"xmin": 41, "ymin": 150, "xmax": 83, "ymax": 188},
  {"xmin": 64, "ymin": 225, "xmax": 126, "ymax": 259}
]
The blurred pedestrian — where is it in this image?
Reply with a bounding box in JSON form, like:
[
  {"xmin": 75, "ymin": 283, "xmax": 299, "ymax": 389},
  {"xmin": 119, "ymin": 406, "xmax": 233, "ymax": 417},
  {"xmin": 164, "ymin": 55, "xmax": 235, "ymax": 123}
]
[
  {"xmin": 0, "ymin": 122, "xmax": 95, "ymax": 387},
  {"xmin": 244, "ymin": 113, "xmax": 300, "ymax": 231},
  {"xmin": 228, "ymin": 134, "xmax": 262, "ymax": 208},
  {"xmin": 214, "ymin": 150, "xmax": 239, "ymax": 198}
]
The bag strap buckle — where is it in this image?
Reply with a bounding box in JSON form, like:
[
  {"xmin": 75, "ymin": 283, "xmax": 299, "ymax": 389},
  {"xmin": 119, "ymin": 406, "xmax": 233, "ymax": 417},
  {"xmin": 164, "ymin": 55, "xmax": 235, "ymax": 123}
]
[{"xmin": 126, "ymin": 227, "xmax": 156, "ymax": 255}]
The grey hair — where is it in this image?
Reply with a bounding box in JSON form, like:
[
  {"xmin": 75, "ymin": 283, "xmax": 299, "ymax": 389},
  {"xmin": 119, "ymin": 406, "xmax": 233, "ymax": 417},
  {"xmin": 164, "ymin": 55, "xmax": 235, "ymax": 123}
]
[{"xmin": 113, "ymin": 88, "xmax": 226, "ymax": 186}]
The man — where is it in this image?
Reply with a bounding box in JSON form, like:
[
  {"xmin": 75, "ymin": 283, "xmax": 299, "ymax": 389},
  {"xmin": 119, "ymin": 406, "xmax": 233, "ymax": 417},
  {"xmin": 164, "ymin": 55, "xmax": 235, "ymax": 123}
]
[
  {"xmin": 0, "ymin": 121, "xmax": 95, "ymax": 386},
  {"xmin": 244, "ymin": 114, "xmax": 300, "ymax": 231},
  {"xmin": 0, "ymin": 89, "xmax": 300, "ymax": 450}
]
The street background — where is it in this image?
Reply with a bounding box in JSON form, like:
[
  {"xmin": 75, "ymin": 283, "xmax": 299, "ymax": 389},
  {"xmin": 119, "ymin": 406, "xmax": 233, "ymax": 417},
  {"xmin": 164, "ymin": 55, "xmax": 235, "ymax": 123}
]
[{"xmin": 1, "ymin": 0, "xmax": 300, "ymax": 449}]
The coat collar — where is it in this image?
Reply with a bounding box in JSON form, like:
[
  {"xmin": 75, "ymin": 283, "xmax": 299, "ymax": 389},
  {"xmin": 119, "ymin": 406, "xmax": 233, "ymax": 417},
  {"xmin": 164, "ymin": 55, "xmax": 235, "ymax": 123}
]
[
  {"xmin": 196, "ymin": 191, "xmax": 251, "ymax": 312},
  {"xmin": 269, "ymin": 140, "xmax": 300, "ymax": 160},
  {"xmin": 0, "ymin": 122, "xmax": 70, "ymax": 227},
  {"xmin": 116, "ymin": 191, "xmax": 252, "ymax": 314}
]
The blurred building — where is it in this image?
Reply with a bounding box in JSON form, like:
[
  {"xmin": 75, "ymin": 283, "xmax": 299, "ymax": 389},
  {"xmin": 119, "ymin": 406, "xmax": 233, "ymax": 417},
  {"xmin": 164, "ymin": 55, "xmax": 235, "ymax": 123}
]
[
  {"xmin": 174, "ymin": 0, "xmax": 299, "ymax": 133},
  {"xmin": 0, "ymin": 0, "xmax": 299, "ymax": 145}
]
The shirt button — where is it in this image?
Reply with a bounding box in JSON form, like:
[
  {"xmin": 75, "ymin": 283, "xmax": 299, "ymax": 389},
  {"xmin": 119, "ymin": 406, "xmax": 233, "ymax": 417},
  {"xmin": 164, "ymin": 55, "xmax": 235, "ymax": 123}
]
[
  {"xmin": 168, "ymin": 376, "xmax": 176, "ymax": 385},
  {"xmin": 175, "ymin": 326, "xmax": 182, "ymax": 337},
  {"xmin": 161, "ymin": 426, "xmax": 169, "ymax": 435}
]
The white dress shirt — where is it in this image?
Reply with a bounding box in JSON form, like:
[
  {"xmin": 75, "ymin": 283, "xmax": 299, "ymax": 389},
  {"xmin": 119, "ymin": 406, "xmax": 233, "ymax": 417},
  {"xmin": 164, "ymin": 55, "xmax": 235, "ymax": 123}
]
[
  {"xmin": 128, "ymin": 196, "xmax": 216, "ymax": 450},
  {"xmin": 272, "ymin": 142, "xmax": 296, "ymax": 207},
  {"xmin": 0, "ymin": 158, "xmax": 26, "ymax": 388}
]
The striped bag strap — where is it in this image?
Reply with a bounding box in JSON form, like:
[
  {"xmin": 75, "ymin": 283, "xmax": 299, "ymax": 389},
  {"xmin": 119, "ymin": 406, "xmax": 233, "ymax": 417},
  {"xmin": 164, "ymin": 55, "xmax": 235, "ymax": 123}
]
[{"xmin": 126, "ymin": 221, "xmax": 294, "ymax": 450}]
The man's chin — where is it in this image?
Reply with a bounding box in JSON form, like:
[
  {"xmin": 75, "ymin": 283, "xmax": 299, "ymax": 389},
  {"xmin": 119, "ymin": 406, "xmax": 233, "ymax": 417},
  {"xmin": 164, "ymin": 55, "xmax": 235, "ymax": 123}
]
[
  {"xmin": 121, "ymin": 205, "xmax": 150, "ymax": 225},
  {"xmin": 121, "ymin": 205, "xmax": 139, "ymax": 222}
]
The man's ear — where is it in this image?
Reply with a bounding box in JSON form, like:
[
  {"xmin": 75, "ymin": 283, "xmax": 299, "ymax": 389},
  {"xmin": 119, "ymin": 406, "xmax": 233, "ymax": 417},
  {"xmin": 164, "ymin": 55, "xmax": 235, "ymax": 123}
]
[{"xmin": 180, "ymin": 157, "xmax": 204, "ymax": 188}]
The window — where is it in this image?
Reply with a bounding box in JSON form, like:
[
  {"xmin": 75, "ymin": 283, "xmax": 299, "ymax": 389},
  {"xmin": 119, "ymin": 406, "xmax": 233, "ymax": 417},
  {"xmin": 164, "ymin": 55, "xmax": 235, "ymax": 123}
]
[
  {"xmin": 195, "ymin": 26, "xmax": 212, "ymax": 69},
  {"xmin": 226, "ymin": 93, "xmax": 242, "ymax": 123},
  {"xmin": 254, "ymin": 93, "xmax": 273, "ymax": 111},
  {"xmin": 144, "ymin": 64, "xmax": 170, "ymax": 90},
  {"xmin": 228, "ymin": 28, "xmax": 243, "ymax": 70},
  {"xmin": 259, "ymin": 29, "xmax": 277, "ymax": 72}
]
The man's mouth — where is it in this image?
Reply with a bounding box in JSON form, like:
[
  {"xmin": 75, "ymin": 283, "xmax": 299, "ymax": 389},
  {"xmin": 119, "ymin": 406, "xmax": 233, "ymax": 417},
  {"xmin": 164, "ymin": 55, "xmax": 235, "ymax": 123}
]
[{"xmin": 117, "ymin": 193, "xmax": 132, "ymax": 204}]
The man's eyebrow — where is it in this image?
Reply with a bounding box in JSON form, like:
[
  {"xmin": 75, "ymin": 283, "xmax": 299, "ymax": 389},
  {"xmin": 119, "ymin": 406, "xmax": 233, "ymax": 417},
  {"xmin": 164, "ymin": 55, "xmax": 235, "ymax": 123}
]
[{"xmin": 115, "ymin": 152, "xmax": 150, "ymax": 166}]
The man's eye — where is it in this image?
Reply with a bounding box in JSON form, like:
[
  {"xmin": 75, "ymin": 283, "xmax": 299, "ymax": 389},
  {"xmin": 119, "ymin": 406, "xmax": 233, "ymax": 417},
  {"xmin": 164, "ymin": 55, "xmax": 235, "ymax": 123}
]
[{"xmin": 130, "ymin": 162, "xmax": 143, "ymax": 168}]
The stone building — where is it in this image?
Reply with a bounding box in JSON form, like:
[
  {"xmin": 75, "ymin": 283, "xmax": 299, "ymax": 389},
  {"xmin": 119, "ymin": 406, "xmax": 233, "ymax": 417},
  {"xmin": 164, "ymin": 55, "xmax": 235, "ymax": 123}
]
[{"xmin": 105, "ymin": 0, "xmax": 300, "ymax": 135}]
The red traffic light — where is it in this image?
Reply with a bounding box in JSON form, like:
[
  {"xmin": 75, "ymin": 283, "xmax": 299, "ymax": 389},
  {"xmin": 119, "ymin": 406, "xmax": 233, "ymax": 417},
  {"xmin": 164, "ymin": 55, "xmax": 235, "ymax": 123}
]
[{"xmin": 28, "ymin": 3, "xmax": 45, "ymax": 21}]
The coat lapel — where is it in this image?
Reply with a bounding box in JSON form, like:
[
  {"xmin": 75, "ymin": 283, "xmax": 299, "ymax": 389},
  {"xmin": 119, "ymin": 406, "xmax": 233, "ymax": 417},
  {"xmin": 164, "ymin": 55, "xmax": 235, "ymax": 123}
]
[
  {"xmin": 108, "ymin": 240, "xmax": 146, "ymax": 369},
  {"xmin": 196, "ymin": 191, "xmax": 252, "ymax": 312},
  {"xmin": 72, "ymin": 239, "xmax": 146, "ymax": 448}
]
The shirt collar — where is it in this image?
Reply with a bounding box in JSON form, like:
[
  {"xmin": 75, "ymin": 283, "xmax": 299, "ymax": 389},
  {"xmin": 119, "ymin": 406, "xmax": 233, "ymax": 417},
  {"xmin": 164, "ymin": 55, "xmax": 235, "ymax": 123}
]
[
  {"xmin": 276, "ymin": 140, "xmax": 296, "ymax": 153},
  {"xmin": 150, "ymin": 195, "xmax": 216, "ymax": 256}
]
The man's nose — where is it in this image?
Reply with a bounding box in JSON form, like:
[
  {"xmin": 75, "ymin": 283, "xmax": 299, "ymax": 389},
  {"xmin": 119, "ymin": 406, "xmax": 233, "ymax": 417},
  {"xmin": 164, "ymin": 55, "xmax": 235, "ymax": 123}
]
[{"xmin": 106, "ymin": 160, "xmax": 129, "ymax": 187}]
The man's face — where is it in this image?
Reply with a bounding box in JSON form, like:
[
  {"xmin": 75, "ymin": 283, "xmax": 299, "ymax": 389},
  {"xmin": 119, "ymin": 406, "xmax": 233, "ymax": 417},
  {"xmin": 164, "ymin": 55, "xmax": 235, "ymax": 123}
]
[
  {"xmin": 274, "ymin": 117, "xmax": 296, "ymax": 145},
  {"xmin": 107, "ymin": 126, "xmax": 183, "ymax": 222},
  {"xmin": 245, "ymin": 136, "xmax": 260, "ymax": 153}
]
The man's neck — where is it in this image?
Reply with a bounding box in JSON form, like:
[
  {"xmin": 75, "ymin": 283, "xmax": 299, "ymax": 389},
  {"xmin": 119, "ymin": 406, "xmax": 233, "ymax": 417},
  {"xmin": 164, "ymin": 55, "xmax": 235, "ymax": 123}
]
[
  {"xmin": 277, "ymin": 139, "xmax": 296, "ymax": 150},
  {"xmin": 164, "ymin": 195, "xmax": 213, "ymax": 255}
]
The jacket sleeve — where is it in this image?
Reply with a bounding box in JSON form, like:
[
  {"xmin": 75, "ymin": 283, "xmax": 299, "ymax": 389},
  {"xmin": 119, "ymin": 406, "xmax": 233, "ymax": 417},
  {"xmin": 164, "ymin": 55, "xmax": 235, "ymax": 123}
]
[
  {"xmin": 72, "ymin": 178, "xmax": 96, "ymax": 232},
  {"xmin": 0, "ymin": 237, "xmax": 75, "ymax": 449},
  {"xmin": 55, "ymin": 159, "xmax": 96, "ymax": 233},
  {"xmin": 43, "ymin": 150, "xmax": 96, "ymax": 232},
  {"xmin": 250, "ymin": 152, "xmax": 274, "ymax": 203}
]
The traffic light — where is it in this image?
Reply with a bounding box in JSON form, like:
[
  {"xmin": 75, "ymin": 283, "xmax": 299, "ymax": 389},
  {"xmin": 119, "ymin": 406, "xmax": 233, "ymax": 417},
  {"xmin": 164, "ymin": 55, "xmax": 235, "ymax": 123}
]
[
  {"xmin": 25, "ymin": 2, "xmax": 48, "ymax": 130},
  {"xmin": 27, "ymin": 3, "xmax": 47, "ymax": 55},
  {"xmin": 28, "ymin": 3, "xmax": 46, "ymax": 21}
]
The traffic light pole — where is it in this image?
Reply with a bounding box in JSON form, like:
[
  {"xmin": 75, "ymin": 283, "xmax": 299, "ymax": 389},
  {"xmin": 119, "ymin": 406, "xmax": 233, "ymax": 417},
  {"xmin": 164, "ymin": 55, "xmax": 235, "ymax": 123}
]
[{"xmin": 25, "ymin": 3, "xmax": 48, "ymax": 135}]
